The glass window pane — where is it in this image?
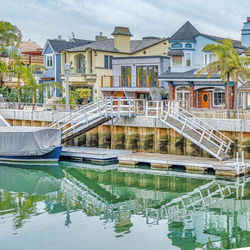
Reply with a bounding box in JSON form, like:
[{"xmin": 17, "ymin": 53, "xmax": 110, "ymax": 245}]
[
  {"xmin": 142, "ymin": 67, "xmax": 147, "ymax": 85},
  {"xmin": 172, "ymin": 56, "xmax": 182, "ymax": 66},
  {"xmin": 154, "ymin": 66, "xmax": 158, "ymax": 85},
  {"xmin": 104, "ymin": 55, "xmax": 109, "ymax": 69}
]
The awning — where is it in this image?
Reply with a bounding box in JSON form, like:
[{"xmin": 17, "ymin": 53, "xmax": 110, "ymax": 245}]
[{"xmin": 167, "ymin": 50, "xmax": 184, "ymax": 56}]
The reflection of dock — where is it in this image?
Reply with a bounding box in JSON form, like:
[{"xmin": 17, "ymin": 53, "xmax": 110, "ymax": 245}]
[{"xmin": 119, "ymin": 152, "xmax": 250, "ymax": 176}]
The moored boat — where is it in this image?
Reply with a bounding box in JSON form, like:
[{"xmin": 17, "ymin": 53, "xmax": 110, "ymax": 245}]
[{"xmin": 0, "ymin": 126, "xmax": 62, "ymax": 165}]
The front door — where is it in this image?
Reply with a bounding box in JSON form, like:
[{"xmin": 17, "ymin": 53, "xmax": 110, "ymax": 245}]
[{"xmin": 201, "ymin": 92, "xmax": 209, "ymax": 108}]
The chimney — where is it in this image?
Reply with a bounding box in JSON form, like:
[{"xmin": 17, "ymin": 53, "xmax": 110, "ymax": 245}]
[
  {"xmin": 95, "ymin": 32, "xmax": 107, "ymax": 41},
  {"xmin": 112, "ymin": 26, "xmax": 132, "ymax": 53},
  {"xmin": 247, "ymin": 17, "xmax": 250, "ymax": 23}
]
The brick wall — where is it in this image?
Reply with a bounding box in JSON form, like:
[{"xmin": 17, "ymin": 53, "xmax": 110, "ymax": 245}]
[{"xmin": 169, "ymin": 85, "xmax": 175, "ymax": 101}]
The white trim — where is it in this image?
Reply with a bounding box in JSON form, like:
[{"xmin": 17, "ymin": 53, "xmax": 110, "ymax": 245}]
[
  {"xmin": 42, "ymin": 40, "xmax": 55, "ymax": 55},
  {"xmin": 46, "ymin": 54, "xmax": 53, "ymax": 68},
  {"xmin": 213, "ymin": 88, "xmax": 225, "ymax": 107},
  {"xmin": 185, "ymin": 52, "xmax": 192, "ymax": 67}
]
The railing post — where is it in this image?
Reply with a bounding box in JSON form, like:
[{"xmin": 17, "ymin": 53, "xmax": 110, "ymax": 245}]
[
  {"xmin": 110, "ymin": 97, "xmax": 113, "ymax": 118},
  {"xmin": 146, "ymin": 101, "xmax": 148, "ymax": 116},
  {"xmin": 129, "ymin": 98, "xmax": 131, "ymax": 118},
  {"xmin": 161, "ymin": 101, "xmax": 164, "ymax": 117},
  {"xmin": 110, "ymin": 76, "xmax": 113, "ymax": 87},
  {"xmin": 118, "ymin": 97, "xmax": 121, "ymax": 118}
]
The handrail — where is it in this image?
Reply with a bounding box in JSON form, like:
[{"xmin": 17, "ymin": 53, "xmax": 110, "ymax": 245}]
[{"xmin": 172, "ymin": 103, "xmax": 233, "ymax": 144}]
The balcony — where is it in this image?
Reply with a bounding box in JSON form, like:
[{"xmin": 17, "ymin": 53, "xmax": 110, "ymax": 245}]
[
  {"xmin": 100, "ymin": 75, "xmax": 161, "ymax": 92},
  {"xmin": 61, "ymin": 67, "xmax": 97, "ymax": 83}
]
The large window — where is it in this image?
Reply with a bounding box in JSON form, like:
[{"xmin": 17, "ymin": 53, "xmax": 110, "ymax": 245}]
[
  {"xmin": 204, "ymin": 53, "xmax": 216, "ymax": 66},
  {"xmin": 104, "ymin": 55, "xmax": 113, "ymax": 69},
  {"xmin": 137, "ymin": 65, "xmax": 158, "ymax": 87},
  {"xmin": 185, "ymin": 53, "xmax": 191, "ymax": 67},
  {"xmin": 46, "ymin": 55, "xmax": 53, "ymax": 68},
  {"xmin": 172, "ymin": 56, "xmax": 182, "ymax": 66},
  {"xmin": 213, "ymin": 89, "xmax": 225, "ymax": 106},
  {"xmin": 76, "ymin": 55, "xmax": 85, "ymax": 73},
  {"xmin": 176, "ymin": 86, "xmax": 189, "ymax": 101},
  {"xmin": 121, "ymin": 66, "xmax": 131, "ymax": 87}
]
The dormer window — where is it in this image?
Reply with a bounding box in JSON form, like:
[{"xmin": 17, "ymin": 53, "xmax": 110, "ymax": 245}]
[
  {"xmin": 172, "ymin": 43, "xmax": 182, "ymax": 49},
  {"xmin": 185, "ymin": 43, "xmax": 192, "ymax": 48},
  {"xmin": 185, "ymin": 53, "xmax": 191, "ymax": 67}
]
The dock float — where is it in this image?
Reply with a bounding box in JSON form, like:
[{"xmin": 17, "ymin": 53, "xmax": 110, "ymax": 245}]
[
  {"xmin": 61, "ymin": 146, "xmax": 132, "ymax": 163},
  {"xmin": 118, "ymin": 152, "xmax": 250, "ymax": 177}
]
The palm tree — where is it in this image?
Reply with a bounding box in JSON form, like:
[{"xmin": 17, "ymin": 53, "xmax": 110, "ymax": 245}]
[
  {"xmin": 20, "ymin": 64, "xmax": 62, "ymax": 104},
  {"xmin": 197, "ymin": 39, "xmax": 249, "ymax": 113}
]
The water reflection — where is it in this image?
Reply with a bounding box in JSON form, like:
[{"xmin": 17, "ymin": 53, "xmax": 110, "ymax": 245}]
[{"xmin": 0, "ymin": 162, "xmax": 250, "ymax": 249}]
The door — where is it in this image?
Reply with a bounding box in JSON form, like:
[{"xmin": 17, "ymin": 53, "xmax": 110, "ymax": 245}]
[{"xmin": 201, "ymin": 92, "xmax": 209, "ymax": 108}]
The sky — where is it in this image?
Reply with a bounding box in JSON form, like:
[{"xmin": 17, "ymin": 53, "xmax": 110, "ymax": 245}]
[{"xmin": 0, "ymin": 0, "xmax": 249, "ymax": 47}]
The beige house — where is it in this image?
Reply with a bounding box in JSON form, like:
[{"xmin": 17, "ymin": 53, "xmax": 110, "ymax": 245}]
[{"xmin": 61, "ymin": 27, "xmax": 169, "ymax": 101}]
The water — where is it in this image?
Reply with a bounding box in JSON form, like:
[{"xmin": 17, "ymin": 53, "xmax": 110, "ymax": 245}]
[{"xmin": 0, "ymin": 162, "xmax": 249, "ymax": 250}]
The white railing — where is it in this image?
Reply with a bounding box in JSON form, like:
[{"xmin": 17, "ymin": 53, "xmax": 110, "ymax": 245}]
[{"xmin": 161, "ymin": 101, "xmax": 233, "ymax": 159}]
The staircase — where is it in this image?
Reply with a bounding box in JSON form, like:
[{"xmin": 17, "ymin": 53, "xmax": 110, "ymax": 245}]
[
  {"xmin": 48, "ymin": 98, "xmax": 135, "ymax": 143},
  {"xmin": 160, "ymin": 102, "xmax": 233, "ymax": 161}
]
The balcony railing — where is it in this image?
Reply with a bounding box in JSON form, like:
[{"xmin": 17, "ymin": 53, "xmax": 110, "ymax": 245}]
[{"xmin": 101, "ymin": 75, "xmax": 159, "ymax": 88}]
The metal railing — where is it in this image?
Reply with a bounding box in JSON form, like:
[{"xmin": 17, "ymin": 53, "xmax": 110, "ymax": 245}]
[{"xmin": 161, "ymin": 102, "xmax": 233, "ymax": 159}]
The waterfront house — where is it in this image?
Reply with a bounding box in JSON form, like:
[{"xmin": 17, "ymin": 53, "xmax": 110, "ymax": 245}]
[
  {"xmin": 42, "ymin": 37, "xmax": 92, "ymax": 97},
  {"xmin": 61, "ymin": 27, "xmax": 169, "ymax": 101},
  {"xmin": 158, "ymin": 21, "xmax": 246, "ymax": 109},
  {"xmin": 100, "ymin": 56, "xmax": 170, "ymax": 100}
]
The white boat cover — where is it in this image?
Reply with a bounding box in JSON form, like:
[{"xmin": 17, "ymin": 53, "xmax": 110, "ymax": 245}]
[{"xmin": 0, "ymin": 126, "xmax": 61, "ymax": 156}]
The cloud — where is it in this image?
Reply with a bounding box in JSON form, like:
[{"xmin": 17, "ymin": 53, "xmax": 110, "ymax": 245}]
[{"xmin": 0, "ymin": 0, "xmax": 248, "ymax": 46}]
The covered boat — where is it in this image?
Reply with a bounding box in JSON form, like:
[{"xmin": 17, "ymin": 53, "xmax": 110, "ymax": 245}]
[{"xmin": 0, "ymin": 126, "xmax": 62, "ymax": 165}]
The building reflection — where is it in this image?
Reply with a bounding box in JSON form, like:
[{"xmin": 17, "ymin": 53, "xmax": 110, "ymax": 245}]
[{"xmin": 0, "ymin": 162, "xmax": 250, "ymax": 248}]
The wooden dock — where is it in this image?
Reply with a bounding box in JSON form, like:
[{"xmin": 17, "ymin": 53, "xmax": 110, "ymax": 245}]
[
  {"xmin": 61, "ymin": 146, "xmax": 132, "ymax": 163},
  {"xmin": 118, "ymin": 152, "xmax": 250, "ymax": 177}
]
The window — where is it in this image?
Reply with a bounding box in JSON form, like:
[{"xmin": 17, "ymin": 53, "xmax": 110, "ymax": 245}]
[
  {"xmin": 46, "ymin": 55, "xmax": 53, "ymax": 68},
  {"xmin": 185, "ymin": 53, "xmax": 191, "ymax": 67},
  {"xmin": 136, "ymin": 65, "xmax": 158, "ymax": 87},
  {"xmin": 176, "ymin": 86, "xmax": 189, "ymax": 101},
  {"xmin": 143, "ymin": 50, "xmax": 146, "ymax": 54},
  {"xmin": 213, "ymin": 89, "xmax": 225, "ymax": 106},
  {"xmin": 172, "ymin": 43, "xmax": 182, "ymax": 48},
  {"xmin": 104, "ymin": 55, "xmax": 113, "ymax": 69},
  {"xmin": 204, "ymin": 53, "xmax": 216, "ymax": 65},
  {"xmin": 121, "ymin": 66, "xmax": 131, "ymax": 87},
  {"xmin": 172, "ymin": 56, "xmax": 182, "ymax": 66},
  {"xmin": 185, "ymin": 43, "xmax": 192, "ymax": 48},
  {"xmin": 76, "ymin": 55, "xmax": 85, "ymax": 73},
  {"xmin": 104, "ymin": 55, "xmax": 109, "ymax": 69}
]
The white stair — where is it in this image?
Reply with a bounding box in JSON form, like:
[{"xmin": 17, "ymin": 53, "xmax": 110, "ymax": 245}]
[{"xmin": 160, "ymin": 102, "xmax": 233, "ymax": 161}]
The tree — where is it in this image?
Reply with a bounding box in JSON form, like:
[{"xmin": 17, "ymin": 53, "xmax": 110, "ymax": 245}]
[
  {"xmin": 197, "ymin": 39, "xmax": 250, "ymax": 113},
  {"xmin": 0, "ymin": 20, "xmax": 22, "ymax": 54},
  {"xmin": 76, "ymin": 88, "xmax": 91, "ymax": 104}
]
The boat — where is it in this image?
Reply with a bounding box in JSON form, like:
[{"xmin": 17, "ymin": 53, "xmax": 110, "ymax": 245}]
[{"xmin": 0, "ymin": 126, "xmax": 62, "ymax": 165}]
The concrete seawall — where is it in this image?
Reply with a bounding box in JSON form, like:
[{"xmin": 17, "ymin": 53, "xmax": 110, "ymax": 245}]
[{"xmin": 1, "ymin": 109, "xmax": 250, "ymax": 158}]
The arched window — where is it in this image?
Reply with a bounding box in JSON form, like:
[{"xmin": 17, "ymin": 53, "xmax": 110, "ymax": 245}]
[
  {"xmin": 75, "ymin": 54, "xmax": 85, "ymax": 73},
  {"xmin": 176, "ymin": 86, "xmax": 189, "ymax": 101},
  {"xmin": 185, "ymin": 43, "xmax": 192, "ymax": 48},
  {"xmin": 172, "ymin": 43, "xmax": 182, "ymax": 49}
]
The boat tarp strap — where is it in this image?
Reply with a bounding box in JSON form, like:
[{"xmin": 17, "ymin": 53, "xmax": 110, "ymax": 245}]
[{"xmin": 0, "ymin": 127, "xmax": 61, "ymax": 156}]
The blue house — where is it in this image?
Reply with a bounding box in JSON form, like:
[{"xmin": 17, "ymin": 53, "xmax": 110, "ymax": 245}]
[
  {"xmin": 158, "ymin": 21, "xmax": 246, "ymax": 109},
  {"xmin": 42, "ymin": 38, "xmax": 92, "ymax": 97}
]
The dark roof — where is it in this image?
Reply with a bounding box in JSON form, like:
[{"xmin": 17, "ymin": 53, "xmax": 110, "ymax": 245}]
[
  {"xmin": 67, "ymin": 37, "xmax": 167, "ymax": 54},
  {"xmin": 47, "ymin": 38, "xmax": 93, "ymax": 53},
  {"xmin": 200, "ymin": 34, "xmax": 243, "ymax": 49},
  {"xmin": 167, "ymin": 50, "xmax": 184, "ymax": 56},
  {"xmin": 169, "ymin": 21, "xmax": 199, "ymax": 41},
  {"xmin": 169, "ymin": 21, "xmax": 243, "ymax": 49},
  {"xmin": 111, "ymin": 27, "xmax": 132, "ymax": 36},
  {"xmin": 158, "ymin": 69, "xmax": 221, "ymax": 80}
]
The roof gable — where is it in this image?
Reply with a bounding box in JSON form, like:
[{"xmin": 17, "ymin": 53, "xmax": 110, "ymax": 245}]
[{"xmin": 169, "ymin": 21, "xmax": 200, "ymax": 42}]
